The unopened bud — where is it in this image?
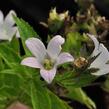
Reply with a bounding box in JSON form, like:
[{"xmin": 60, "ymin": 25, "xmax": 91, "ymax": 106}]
[{"xmin": 74, "ymin": 57, "xmax": 88, "ymax": 69}]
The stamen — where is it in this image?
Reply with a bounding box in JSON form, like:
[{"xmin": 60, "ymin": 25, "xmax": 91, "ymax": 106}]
[{"xmin": 43, "ymin": 59, "xmax": 54, "ymax": 70}]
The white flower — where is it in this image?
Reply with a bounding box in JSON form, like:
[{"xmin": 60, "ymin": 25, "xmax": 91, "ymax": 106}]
[
  {"xmin": 21, "ymin": 35, "xmax": 74, "ymax": 83},
  {"xmin": 0, "ymin": 10, "xmax": 19, "ymax": 41},
  {"xmin": 87, "ymin": 34, "xmax": 109, "ymax": 75}
]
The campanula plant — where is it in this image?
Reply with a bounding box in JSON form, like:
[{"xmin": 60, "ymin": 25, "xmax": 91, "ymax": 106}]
[{"xmin": 0, "ymin": 3, "xmax": 109, "ymax": 109}]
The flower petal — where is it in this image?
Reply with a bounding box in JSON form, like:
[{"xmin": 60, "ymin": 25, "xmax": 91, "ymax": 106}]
[
  {"xmin": 5, "ymin": 10, "xmax": 16, "ymax": 27},
  {"xmin": 16, "ymin": 28, "xmax": 20, "ymax": 38},
  {"xmin": 98, "ymin": 44, "xmax": 109, "ymax": 63},
  {"xmin": 91, "ymin": 64, "xmax": 109, "ymax": 76},
  {"xmin": 47, "ymin": 35, "xmax": 65, "ymax": 59},
  {"xmin": 90, "ymin": 44, "xmax": 109, "ymax": 68},
  {"xmin": 0, "ymin": 26, "xmax": 16, "ymax": 41},
  {"xmin": 21, "ymin": 57, "xmax": 41, "ymax": 68},
  {"xmin": 7, "ymin": 27, "xmax": 17, "ymax": 41},
  {"xmin": 25, "ymin": 38, "xmax": 46, "ymax": 62},
  {"xmin": 40, "ymin": 67, "xmax": 56, "ymax": 84},
  {"xmin": 0, "ymin": 32, "xmax": 9, "ymax": 40},
  {"xmin": 87, "ymin": 34, "xmax": 99, "ymax": 56},
  {"xmin": 87, "ymin": 34, "xmax": 109, "ymax": 76},
  {"xmin": 0, "ymin": 10, "xmax": 4, "ymax": 23},
  {"xmin": 56, "ymin": 52, "xmax": 74, "ymax": 65}
]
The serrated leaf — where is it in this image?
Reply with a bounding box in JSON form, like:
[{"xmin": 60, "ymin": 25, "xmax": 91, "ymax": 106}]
[
  {"xmin": 13, "ymin": 16, "xmax": 39, "ymax": 55},
  {"xmin": 13, "ymin": 16, "xmax": 38, "ymax": 40}
]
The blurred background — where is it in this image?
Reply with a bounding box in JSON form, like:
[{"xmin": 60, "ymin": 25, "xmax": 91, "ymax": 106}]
[
  {"xmin": 1, "ymin": 0, "xmax": 109, "ymax": 22},
  {"xmin": 1, "ymin": 0, "xmax": 109, "ymax": 38},
  {"xmin": 0, "ymin": 0, "xmax": 78, "ymax": 41}
]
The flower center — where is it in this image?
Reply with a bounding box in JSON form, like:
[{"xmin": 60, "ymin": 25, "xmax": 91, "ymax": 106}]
[
  {"xmin": 43, "ymin": 59, "xmax": 54, "ymax": 70},
  {"xmin": 74, "ymin": 57, "xmax": 88, "ymax": 69}
]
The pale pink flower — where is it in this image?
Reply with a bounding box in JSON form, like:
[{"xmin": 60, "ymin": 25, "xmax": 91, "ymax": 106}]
[{"xmin": 21, "ymin": 35, "xmax": 74, "ymax": 83}]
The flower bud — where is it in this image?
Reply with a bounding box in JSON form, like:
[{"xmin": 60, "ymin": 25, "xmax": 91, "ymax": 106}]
[{"xmin": 74, "ymin": 57, "xmax": 88, "ymax": 69}]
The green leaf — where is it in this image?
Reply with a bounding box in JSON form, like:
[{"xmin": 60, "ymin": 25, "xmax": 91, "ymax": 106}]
[
  {"xmin": 0, "ymin": 69, "xmax": 24, "ymax": 106},
  {"xmin": 0, "ymin": 43, "xmax": 21, "ymax": 68},
  {"xmin": 0, "ymin": 69, "xmax": 24, "ymax": 91},
  {"xmin": 1, "ymin": 63, "xmax": 40, "ymax": 81},
  {"xmin": 47, "ymin": 89, "xmax": 72, "ymax": 109},
  {"xmin": 56, "ymin": 71, "xmax": 96, "ymax": 88},
  {"xmin": 0, "ymin": 68, "xmax": 38, "ymax": 108},
  {"xmin": 0, "ymin": 58, "xmax": 5, "ymax": 71},
  {"xmin": 31, "ymin": 82, "xmax": 51, "ymax": 109},
  {"xmin": 13, "ymin": 16, "xmax": 39, "ymax": 55},
  {"xmin": 67, "ymin": 87, "xmax": 96, "ymax": 109},
  {"xmin": 10, "ymin": 36, "xmax": 20, "ymax": 54}
]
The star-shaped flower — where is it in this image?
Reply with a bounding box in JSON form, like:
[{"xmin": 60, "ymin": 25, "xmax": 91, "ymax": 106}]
[
  {"xmin": 21, "ymin": 35, "xmax": 74, "ymax": 83},
  {"xmin": 87, "ymin": 34, "xmax": 109, "ymax": 75},
  {"xmin": 0, "ymin": 10, "xmax": 19, "ymax": 41}
]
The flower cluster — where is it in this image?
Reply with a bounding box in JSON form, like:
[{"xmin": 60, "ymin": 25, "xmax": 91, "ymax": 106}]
[
  {"xmin": 21, "ymin": 34, "xmax": 109, "ymax": 83},
  {"xmin": 0, "ymin": 8, "xmax": 109, "ymax": 109},
  {"xmin": 0, "ymin": 10, "xmax": 109, "ymax": 84}
]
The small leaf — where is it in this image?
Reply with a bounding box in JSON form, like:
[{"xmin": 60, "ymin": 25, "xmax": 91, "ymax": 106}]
[{"xmin": 13, "ymin": 16, "xmax": 39, "ymax": 55}]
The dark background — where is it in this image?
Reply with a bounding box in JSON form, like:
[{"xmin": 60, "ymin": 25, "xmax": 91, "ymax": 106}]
[
  {"xmin": 0, "ymin": 0, "xmax": 108, "ymax": 109},
  {"xmin": 1, "ymin": 0, "xmax": 109, "ymax": 23},
  {"xmin": 1, "ymin": 0, "xmax": 109, "ymax": 38},
  {"xmin": 0, "ymin": 0, "xmax": 78, "ymax": 42}
]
